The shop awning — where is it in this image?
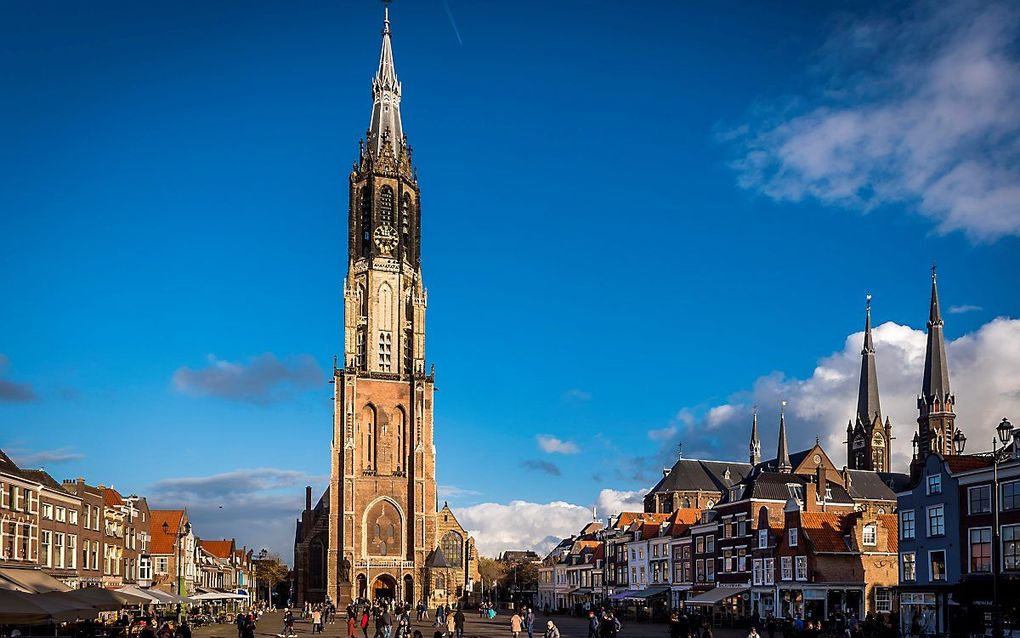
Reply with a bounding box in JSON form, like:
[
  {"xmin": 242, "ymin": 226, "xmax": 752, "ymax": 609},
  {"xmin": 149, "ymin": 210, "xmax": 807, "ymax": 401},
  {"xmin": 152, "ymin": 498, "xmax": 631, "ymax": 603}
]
[
  {"xmin": 625, "ymin": 586, "xmax": 670, "ymax": 600},
  {"xmin": 116, "ymin": 585, "xmax": 162, "ymax": 604},
  {"xmin": 686, "ymin": 586, "xmax": 749, "ymax": 605},
  {"xmin": 0, "ymin": 567, "xmax": 72, "ymax": 593},
  {"xmin": 0, "ymin": 589, "xmax": 98, "ymax": 624},
  {"xmin": 609, "ymin": 590, "xmax": 636, "ymax": 601}
]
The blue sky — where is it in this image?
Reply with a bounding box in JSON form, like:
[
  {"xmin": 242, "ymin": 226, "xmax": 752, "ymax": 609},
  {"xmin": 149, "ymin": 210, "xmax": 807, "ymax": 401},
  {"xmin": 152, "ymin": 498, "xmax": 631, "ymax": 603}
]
[{"xmin": 2, "ymin": 0, "xmax": 1019, "ymax": 558}]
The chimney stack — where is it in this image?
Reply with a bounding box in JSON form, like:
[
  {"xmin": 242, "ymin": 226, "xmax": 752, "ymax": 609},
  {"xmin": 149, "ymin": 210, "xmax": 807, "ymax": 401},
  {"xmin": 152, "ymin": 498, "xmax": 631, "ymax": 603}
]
[{"xmin": 305, "ymin": 486, "xmax": 312, "ymax": 511}]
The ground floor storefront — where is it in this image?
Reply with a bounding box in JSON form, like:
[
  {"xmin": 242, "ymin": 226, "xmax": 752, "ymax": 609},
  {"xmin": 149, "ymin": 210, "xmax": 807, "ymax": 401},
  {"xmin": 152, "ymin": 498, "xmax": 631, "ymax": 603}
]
[{"xmin": 777, "ymin": 584, "xmax": 864, "ymax": 622}]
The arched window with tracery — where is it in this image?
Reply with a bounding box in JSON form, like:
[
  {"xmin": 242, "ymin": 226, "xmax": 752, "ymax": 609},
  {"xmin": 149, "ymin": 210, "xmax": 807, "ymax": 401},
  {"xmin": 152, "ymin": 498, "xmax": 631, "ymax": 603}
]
[
  {"xmin": 395, "ymin": 406, "xmax": 407, "ymax": 472},
  {"xmin": 379, "ymin": 186, "xmax": 394, "ymax": 225},
  {"xmin": 871, "ymin": 431, "xmax": 886, "ymax": 471},
  {"xmin": 441, "ymin": 530, "xmax": 463, "ymax": 567},
  {"xmin": 365, "ymin": 499, "xmax": 402, "ymax": 557},
  {"xmin": 400, "ymin": 193, "xmax": 412, "ymax": 255}
]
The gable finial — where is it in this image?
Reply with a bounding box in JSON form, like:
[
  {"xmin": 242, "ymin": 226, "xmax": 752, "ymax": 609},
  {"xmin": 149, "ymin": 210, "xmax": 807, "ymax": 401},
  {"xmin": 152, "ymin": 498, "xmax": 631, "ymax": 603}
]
[{"xmin": 676, "ymin": 442, "xmax": 683, "ymax": 460}]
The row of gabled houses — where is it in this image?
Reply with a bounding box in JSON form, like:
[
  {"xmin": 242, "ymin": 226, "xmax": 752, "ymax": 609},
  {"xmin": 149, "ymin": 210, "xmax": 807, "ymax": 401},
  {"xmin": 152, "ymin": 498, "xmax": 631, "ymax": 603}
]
[
  {"xmin": 0, "ymin": 447, "xmax": 255, "ymax": 600},
  {"xmin": 538, "ymin": 442, "xmax": 902, "ymax": 623},
  {"xmin": 542, "ymin": 272, "xmax": 1019, "ymax": 634}
]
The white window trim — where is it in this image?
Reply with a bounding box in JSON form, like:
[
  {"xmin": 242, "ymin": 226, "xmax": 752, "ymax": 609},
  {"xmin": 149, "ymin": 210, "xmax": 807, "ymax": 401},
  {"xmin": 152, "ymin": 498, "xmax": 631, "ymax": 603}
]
[
  {"xmin": 789, "ymin": 528, "xmax": 798, "ymax": 547},
  {"xmin": 863, "ymin": 524, "xmax": 878, "ymax": 546},
  {"xmin": 926, "ymin": 503, "xmax": 946, "ymax": 538},
  {"xmin": 927, "ymin": 473, "xmax": 942, "ymax": 495},
  {"xmin": 901, "ymin": 552, "xmax": 916, "ymax": 582},
  {"xmin": 928, "ymin": 549, "xmax": 948, "ymax": 582},
  {"xmin": 900, "ymin": 509, "xmax": 916, "ymax": 541}
]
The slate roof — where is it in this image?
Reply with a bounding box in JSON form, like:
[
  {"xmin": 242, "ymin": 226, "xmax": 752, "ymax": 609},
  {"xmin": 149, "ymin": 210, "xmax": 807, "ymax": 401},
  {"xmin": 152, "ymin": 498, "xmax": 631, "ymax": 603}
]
[
  {"xmin": 758, "ymin": 449, "xmax": 813, "ymax": 473},
  {"xmin": 744, "ymin": 471, "xmax": 854, "ymax": 505},
  {"xmin": 17, "ymin": 469, "xmax": 63, "ymax": 491},
  {"xmin": 648, "ymin": 458, "xmax": 753, "ymax": 495},
  {"xmin": 0, "ymin": 449, "xmax": 21, "ymax": 476},
  {"xmin": 846, "ymin": 470, "xmax": 908, "ymax": 501}
]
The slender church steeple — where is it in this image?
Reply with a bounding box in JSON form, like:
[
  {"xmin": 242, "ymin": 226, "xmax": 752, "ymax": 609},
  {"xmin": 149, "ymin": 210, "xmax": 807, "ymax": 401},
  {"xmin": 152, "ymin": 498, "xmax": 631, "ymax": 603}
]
[
  {"xmin": 847, "ymin": 294, "xmax": 890, "ymax": 471},
  {"xmin": 749, "ymin": 408, "xmax": 761, "ymax": 466},
  {"xmin": 367, "ymin": 6, "xmax": 405, "ymax": 160},
  {"xmin": 777, "ymin": 402, "xmax": 792, "ymax": 473},
  {"xmin": 913, "ymin": 266, "xmax": 958, "ymax": 471}
]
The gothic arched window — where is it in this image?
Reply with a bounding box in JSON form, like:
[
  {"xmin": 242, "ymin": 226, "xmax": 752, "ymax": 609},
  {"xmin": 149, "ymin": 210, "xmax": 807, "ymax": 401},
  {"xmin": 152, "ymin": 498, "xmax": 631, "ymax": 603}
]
[
  {"xmin": 682, "ymin": 497, "xmax": 692, "ymax": 508},
  {"xmin": 441, "ymin": 530, "xmax": 463, "ymax": 567},
  {"xmin": 379, "ymin": 186, "xmax": 394, "ymax": 225},
  {"xmin": 366, "ymin": 500, "xmax": 402, "ymax": 557},
  {"xmin": 362, "ymin": 404, "xmax": 377, "ymax": 469},
  {"xmin": 400, "ymin": 194, "xmax": 412, "ymax": 252}
]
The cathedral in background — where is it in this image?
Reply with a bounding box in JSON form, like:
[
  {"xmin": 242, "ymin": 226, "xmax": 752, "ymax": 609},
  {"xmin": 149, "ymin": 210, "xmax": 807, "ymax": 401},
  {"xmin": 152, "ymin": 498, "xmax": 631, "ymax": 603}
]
[{"xmin": 294, "ymin": 8, "xmax": 480, "ymax": 607}]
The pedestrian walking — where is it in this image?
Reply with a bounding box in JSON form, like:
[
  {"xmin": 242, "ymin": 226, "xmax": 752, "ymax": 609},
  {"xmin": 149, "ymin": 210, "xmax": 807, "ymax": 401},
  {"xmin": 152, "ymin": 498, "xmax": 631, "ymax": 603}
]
[
  {"xmin": 454, "ymin": 608, "xmax": 465, "ymax": 638},
  {"xmin": 313, "ymin": 608, "xmax": 323, "ymax": 634},
  {"xmin": 545, "ymin": 621, "xmax": 560, "ymax": 638},
  {"xmin": 511, "ymin": 611, "xmax": 523, "ymax": 638},
  {"xmin": 587, "ymin": 611, "xmax": 600, "ymax": 638},
  {"xmin": 525, "ymin": 607, "xmax": 535, "ymax": 638},
  {"xmin": 446, "ymin": 610, "xmax": 456, "ymax": 637}
]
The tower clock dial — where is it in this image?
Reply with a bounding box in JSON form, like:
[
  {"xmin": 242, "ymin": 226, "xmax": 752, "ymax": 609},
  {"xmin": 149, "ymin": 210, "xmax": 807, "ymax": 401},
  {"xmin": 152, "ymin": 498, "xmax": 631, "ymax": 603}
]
[{"xmin": 373, "ymin": 225, "xmax": 399, "ymax": 255}]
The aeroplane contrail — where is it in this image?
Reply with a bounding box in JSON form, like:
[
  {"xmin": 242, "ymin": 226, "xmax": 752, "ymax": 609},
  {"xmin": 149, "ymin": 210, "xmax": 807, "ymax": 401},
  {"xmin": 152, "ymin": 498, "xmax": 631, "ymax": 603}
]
[{"xmin": 441, "ymin": 0, "xmax": 464, "ymax": 45}]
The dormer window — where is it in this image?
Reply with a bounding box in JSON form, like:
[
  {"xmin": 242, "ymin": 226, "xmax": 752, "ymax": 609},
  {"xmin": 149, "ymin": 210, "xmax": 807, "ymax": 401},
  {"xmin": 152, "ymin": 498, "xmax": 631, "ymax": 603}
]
[
  {"xmin": 787, "ymin": 484, "xmax": 805, "ymax": 501},
  {"xmin": 863, "ymin": 524, "xmax": 877, "ymax": 546}
]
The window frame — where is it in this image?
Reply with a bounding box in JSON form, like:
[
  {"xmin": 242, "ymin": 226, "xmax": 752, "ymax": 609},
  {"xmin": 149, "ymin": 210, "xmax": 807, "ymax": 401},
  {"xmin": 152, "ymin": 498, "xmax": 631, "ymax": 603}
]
[
  {"xmin": 900, "ymin": 509, "xmax": 915, "ymax": 540},
  {"xmin": 927, "ymin": 473, "xmax": 942, "ymax": 495},
  {"xmin": 927, "ymin": 504, "xmax": 946, "ymax": 537},
  {"xmin": 789, "ymin": 528, "xmax": 798, "ymax": 547},
  {"xmin": 969, "ymin": 527, "xmax": 992, "ymax": 574},
  {"xmin": 929, "ymin": 549, "xmax": 947, "ymax": 582},
  {"xmin": 969, "ymin": 485, "xmax": 992, "ymax": 515},
  {"xmin": 901, "ymin": 552, "xmax": 916, "ymax": 582}
]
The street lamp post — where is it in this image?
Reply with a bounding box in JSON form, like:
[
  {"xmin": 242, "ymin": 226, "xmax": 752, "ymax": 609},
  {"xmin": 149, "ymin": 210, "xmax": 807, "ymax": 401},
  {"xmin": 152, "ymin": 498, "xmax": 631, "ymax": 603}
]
[
  {"xmin": 991, "ymin": 419, "xmax": 1014, "ymax": 638},
  {"xmin": 163, "ymin": 519, "xmax": 192, "ymax": 623}
]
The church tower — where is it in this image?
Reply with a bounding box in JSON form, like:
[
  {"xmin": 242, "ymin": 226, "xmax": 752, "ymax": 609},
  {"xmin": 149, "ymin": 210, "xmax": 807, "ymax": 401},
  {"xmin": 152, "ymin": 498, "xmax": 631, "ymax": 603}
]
[
  {"xmin": 749, "ymin": 409, "xmax": 761, "ymax": 466},
  {"xmin": 327, "ymin": 7, "xmax": 438, "ymax": 607},
  {"xmin": 846, "ymin": 295, "xmax": 892, "ymax": 472},
  {"xmin": 912, "ymin": 268, "xmax": 957, "ymax": 472}
]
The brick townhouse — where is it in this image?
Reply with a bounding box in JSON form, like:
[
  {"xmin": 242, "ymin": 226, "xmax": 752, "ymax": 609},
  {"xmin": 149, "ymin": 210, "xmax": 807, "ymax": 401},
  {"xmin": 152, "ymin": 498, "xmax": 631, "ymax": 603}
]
[
  {"xmin": 0, "ymin": 450, "xmax": 40, "ymax": 567},
  {"xmin": 61, "ymin": 478, "xmax": 104, "ymax": 588},
  {"xmin": 19, "ymin": 469, "xmax": 82, "ymax": 586}
]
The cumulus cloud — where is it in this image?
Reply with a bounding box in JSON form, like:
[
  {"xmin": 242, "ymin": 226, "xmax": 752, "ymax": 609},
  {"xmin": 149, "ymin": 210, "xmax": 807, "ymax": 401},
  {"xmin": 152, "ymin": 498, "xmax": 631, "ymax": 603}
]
[
  {"xmin": 0, "ymin": 355, "xmax": 35, "ymax": 403},
  {"xmin": 520, "ymin": 459, "xmax": 561, "ymax": 476},
  {"xmin": 536, "ymin": 435, "xmax": 580, "ymax": 455},
  {"xmin": 453, "ymin": 500, "xmax": 594, "ymax": 558},
  {"xmin": 726, "ymin": 0, "xmax": 1020, "ymax": 242},
  {"xmin": 644, "ymin": 318, "xmax": 1020, "ymax": 475},
  {"xmin": 172, "ymin": 353, "xmax": 323, "ymax": 404},
  {"xmin": 7, "ymin": 447, "xmax": 84, "ymax": 466},
  {"xmin": 148, "ymin": 467, "xmax": 324, "ymax": 562},
  {"xmin": 595, "ymin": 488, "xmax": 646, "ymax": 517}
]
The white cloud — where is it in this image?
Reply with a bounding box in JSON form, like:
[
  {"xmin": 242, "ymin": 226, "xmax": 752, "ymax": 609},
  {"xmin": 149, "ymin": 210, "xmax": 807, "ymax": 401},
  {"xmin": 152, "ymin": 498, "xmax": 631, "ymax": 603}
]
[
  {"xmin": 536, "ymin": 435, "xmax": 580, "ymax": 455},
  {"xmin": 949, "ymin": 304, "xmax": 983, "ymax": 314},
  {"xmin": 648, "ymin": 426, "xmax": 677, "ymax": 441},
  {"xmin": 647, "ymin": 318, "xmax": 1020, "ymax": 474},
  {"xmin": 595, "ymin": 488, "xmax": 646, "ymax": 517},
  {"xmin": 453, "ymin": 500, "xmax": 594, "ymax": 558},
  {"xmin": 7, "ymin": 447, "xmax": 83, "ymax": 466},
  {"xmin": 727, "ymin": 0, "xmax": 1020, "ymax": 242},
  {"xmin": 438, "ymin": 485, "xmax": 482, "ymax": 499},
  {"xmin": 172, "ymin": 353, "xmax": 323, "ymax": 404}
]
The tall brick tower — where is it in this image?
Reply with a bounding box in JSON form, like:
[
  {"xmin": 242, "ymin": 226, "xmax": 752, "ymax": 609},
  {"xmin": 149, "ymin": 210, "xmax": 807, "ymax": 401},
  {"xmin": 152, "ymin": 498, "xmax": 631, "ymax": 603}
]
[{"xmin": 327, "ymin": 6, "xmax": 437, "ymax": 607}]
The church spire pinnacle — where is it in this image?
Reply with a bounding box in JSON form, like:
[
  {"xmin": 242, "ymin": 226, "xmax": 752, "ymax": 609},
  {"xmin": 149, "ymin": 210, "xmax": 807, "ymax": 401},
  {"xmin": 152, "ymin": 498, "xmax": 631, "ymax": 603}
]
[
  {"xmin": 749, "ymin": 407, "xmax": 761, "ymax": 465},
  {"xmin": 856, "ymin": 293, "xmax": 882, "ymax": 427},
  {"xmin": 921, "ymin": 266, "xmax": 951, "ymax": 403},
  {"xmin": 777, "ymin": 401, "xmax": 792, "ymax": 473},
  {"xmin": 367, "ymin": 3, "xmax": 404, "ymax": 159}
]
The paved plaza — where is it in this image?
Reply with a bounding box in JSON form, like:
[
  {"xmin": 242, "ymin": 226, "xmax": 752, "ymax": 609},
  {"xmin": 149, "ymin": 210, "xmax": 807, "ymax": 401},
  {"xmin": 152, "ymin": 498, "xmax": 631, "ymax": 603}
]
[{"xmin": 209, "ymin": 611, "xmax": 747, "ymax": 638}]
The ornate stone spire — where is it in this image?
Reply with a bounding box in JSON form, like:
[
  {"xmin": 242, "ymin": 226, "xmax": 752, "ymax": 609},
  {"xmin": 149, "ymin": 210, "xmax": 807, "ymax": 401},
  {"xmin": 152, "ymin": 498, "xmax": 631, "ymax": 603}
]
[
  {"xmin": 856, "ymin": 294, "xmax": 882, "ymax": 426},
  {"xmin": 367, "ymin": 5, "xmax": 404, "ymax": 159},
  {"xmin": 921, "ymin": 267, "xmax": 951, "ymax": 403},
  {"xmin": 749, "ymin": 408, "xmax": 761, "ymax": 466},
  {"xmin": 777, "ymin": 401, "xmax": 792, "ymax": 473}
]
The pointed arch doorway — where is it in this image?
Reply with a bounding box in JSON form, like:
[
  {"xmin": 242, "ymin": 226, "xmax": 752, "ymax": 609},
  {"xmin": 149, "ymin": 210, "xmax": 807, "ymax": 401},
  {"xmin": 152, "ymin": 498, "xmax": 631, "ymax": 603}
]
[{"xmin": 372, "ymin": 574, "xmax": 397, "ymax": 601}]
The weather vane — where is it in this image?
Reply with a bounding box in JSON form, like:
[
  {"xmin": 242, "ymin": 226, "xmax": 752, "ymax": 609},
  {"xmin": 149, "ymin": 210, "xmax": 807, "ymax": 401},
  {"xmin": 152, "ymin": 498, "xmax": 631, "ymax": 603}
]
[{"xmin": 676, "ymin": 442, "xmax": 683, "ymax": 460}]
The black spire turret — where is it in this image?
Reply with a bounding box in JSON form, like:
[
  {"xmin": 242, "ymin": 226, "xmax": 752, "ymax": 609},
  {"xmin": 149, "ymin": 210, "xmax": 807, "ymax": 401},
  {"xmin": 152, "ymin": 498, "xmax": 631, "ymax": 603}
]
[
  {"xmin": 777, "ymin": 402, "xmax": 792, "ymax": 473},
  {"xmin": 856, "ymin": 294, "xmax": 882, "ymax": 427},
  {"xmin": 749, "ymin": 408, "xmax": 761, "ymax": 466}
]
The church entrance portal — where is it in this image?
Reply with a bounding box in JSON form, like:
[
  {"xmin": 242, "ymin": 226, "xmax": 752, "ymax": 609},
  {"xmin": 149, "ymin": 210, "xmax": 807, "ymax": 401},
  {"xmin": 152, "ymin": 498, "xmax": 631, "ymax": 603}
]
[{"xmin": 372, "ymin": 575, "xmax": 397, "ymax": 601}]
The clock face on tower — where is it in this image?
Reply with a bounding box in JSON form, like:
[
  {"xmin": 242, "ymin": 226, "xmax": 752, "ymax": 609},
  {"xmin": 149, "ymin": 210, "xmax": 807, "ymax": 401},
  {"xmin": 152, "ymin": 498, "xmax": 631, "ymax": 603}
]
[{"xmin": 373, "ymin": 225, "xmax": 399, "ymax": 255}]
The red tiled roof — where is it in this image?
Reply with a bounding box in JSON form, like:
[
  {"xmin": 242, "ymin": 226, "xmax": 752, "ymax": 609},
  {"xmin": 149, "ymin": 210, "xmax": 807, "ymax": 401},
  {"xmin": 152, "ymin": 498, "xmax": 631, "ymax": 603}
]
[
  {"xmin": 592, "ymin": 544, "xmax": 605, "ymax": 560},
  {"xmin": 150, "ymin": 510, "xmax": 185, "ymax": 555},
  {"xmin": 668, "ymin": 508, "xmax": 702, "ymax": 537},
  {"xmin": 640, "ymin": 522, "xmax": 661, "ymax": 540},
  {"xmin": 103, "ymin": 488, "xmax": 124, "ymax": 508},
  {"xmin": 946, "ymin": 455, "xmax": 995, "ymax": 473},
  {"xmin": 877, "ymin": 514, "xmax": 898, "ymax": 553},
  {"xmin": 198, "ymin": 539, "xmax": 234, "ymax": 559},
  {"xmin": 800, "ymin": 513, "xmax": 850, "ymax": 553}
]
